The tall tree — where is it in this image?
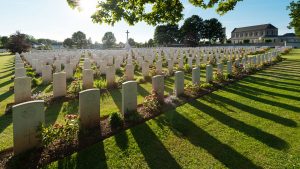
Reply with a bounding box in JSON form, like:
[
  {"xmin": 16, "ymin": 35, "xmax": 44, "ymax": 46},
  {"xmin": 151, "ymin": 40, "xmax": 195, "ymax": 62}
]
[
  {"xmin": 67, "ymin": 0, "xmax": 241, "ymax": 25},
  {"xmin": 7, "ymin": 31, "xmax": 31, "ymax": 54},
  {"xmin": 154, "ymin": 24, "xmax": 179, "ymax": 45},
  {"xmin": 203, "ymin": 18, "xmax": 225, "ymax": 43},
  {"xmin": 63, "ymin": 38, "xmax": 74, "ymax": 48},
  {"xmin": 148, "ymin": 39, "xmax": 154, "ymax": 47},
  {"xmin": 102, "ymin": 32, "xmax": 116, "ymax": 49},
  {"xmin": 128, "ymin": 38, "xmax": 136, "ymax": 46},
  {"xmin": 72, "ymin": 31, "xmax": 87, "ymax": 49},
  {"xmin": 180, "ymin": 15, "xmax": 204, "ymax": 46},
  {"xmin": 288, "ymin": 0, "xmax": 300, "ymax": 36},
  {"xmin": 0, "ymin": 36, "xmax": 9, "ymax": 48}
]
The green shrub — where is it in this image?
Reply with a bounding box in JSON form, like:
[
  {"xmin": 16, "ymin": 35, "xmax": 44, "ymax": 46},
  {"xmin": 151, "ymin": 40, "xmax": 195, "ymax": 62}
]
[
  {"xmin": 282, "ymin": 48, "xmax": 291, "ymax": 55},
  {"xmin": 26, "ymin": 71, "xmax": 36, "ymax": 78},
  {"xmin": 213, "ymin": 71, "xmax": 225, "ymax": 83},
  {"xmin": 200, "ymin": 83, "xmax": 213, "ymax": 89},
  {"xmin": 94, "ymin": 79, "xmax": 107, "ymax": 89},
  {"xmin": 136, "ymin": 77, "xmax": 146, "ymax": 83},
  {"xmin": 38, "ymin": 114, "xmax": 79, "ymax": 147},
  {"xmin": 109, "ymin": 112, "xmax": 123, "ymax": 129},
  {"xmin": 184, "ymin": 82, "xmax": 201, "ymax": 96},
  {"xmin": 68, "ymin": 79, "xmax": 82, "ymax": 95},
  {"xmin": 183, "ymin": 64, "xmax": 191, "ymax": 73},
  {"xmin": 32, "ymin": 78, "xmax": 42, "ymax": 87},
  {"xmin": 149, "ymin": 69, "xmax": 157, "ymax": 77},
  {"xmin": 117, "ymin": 76, "xmax": 126, "ymax": 88},
  {"xmin": 116, "ymin": 68, "xmax": 123, "ymax": 76},
  {"xmin": 143, "ymin": 91, "xmax": 161, "ymax": 113}
]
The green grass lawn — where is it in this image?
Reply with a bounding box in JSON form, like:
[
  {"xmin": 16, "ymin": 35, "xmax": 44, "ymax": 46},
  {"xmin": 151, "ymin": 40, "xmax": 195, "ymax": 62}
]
[{"xmin": 44, "ymin": 49, "xmax": 300, "ymax": 168}]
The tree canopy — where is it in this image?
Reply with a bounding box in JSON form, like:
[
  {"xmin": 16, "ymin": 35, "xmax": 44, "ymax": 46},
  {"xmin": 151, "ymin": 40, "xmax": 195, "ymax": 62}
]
[
  {"xmin": 102, "ymin": 32, "xmax": 116, "ymax": 49},
  {"xmin": 63, "ymin": 38, "xmax": 74, "ymax": 48},
  {"xmin": 67, "ymin": 0, "xmax": 299, "ymax": 36},
  {"xmin": 72, "ymin": 31, "xmax": 87, "ymax": 49},
  {"xmin": 203, "ymin": 18, "xmax": 225, "ymax": 43},
  {"xmin": 154, "ymin": 24, "xmax": 179, "ymax": 45},
  {"xmin": 288, "ymin": 0, "xmax": 300, "ymax": 36},
  {"xmin": 180, "ymin": 15, "xmax": 204, "ymax": 46},
  {"xmin": 6, "ymin": 31, "xmax": 31, "ymax": 54},
  {"xmin": 67, "ymin": 0, "xmax": 241, "ymax": 26},
  {"xmin": 0, "ymin": 36, "xmax": 9, "ymax": 48},
  {"xmin": 128, "ymin": 38, "xmax": 136, "ymax": 46}
]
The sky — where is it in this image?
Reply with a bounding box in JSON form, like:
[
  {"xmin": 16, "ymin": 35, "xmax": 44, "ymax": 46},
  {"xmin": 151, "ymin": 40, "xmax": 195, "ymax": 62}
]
[{"xmin": 0, "ymin": 0, "xmax": 294, "ymax": 43}]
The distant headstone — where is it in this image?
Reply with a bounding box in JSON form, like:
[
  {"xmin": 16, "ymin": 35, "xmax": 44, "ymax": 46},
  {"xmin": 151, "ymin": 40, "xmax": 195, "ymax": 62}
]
[
  {"xmin": 106, "ymin": 66, "xmax": 116, "ymax": 87},
  {"xmin": 152, "ymin": 75, "xmax": 164, "ymax": 101},
  {"xmin": 53, "ymin": 72, "xmax": 66, "ymax": 98},
  {"xmin": 42, "ymin": 65, "xmax": 52, "ymax": 84},
  {"xmin": 125, "ymin": 64, "xmax": 134, "ymax": 81},
  {"xmin": 206, "ymin": 64, "xmax": 213, "ymax": 83},
  {"xmin": 82, "ymin": 69, "xmax": 94, "ymax": 90},
  {"xmin": 175, "ymin": 71, "xmax": 184, "ymax": 97},
  {"xmin": 14, "ymin": 77, "xmax": 31, "ymax": 104},
  {"xmin": 192, "ymin": 67, "xmax": 200, "ymax": 85},
  {"xmin": 15, "ymin": 68, "xmax": 26, "ymax": 78}
]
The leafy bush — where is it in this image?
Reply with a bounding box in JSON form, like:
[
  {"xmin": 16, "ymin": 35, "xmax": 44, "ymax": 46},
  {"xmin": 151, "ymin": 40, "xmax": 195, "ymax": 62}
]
[
  {"xmin": 184, "ymin": 82, "xmax": 201, "ymax": 96},
  {"xmin": 68, "ymin": 79, "xmax": 82, "ymax": 95},
  {"xmin": 275, "ymin": 55, "xmax": 284, "ymax": 62},
  {"xmin": 200, "ymin": 83, "xmax": 213, "ymax": 89},
  {"xmin": 134, "ymin": 63, "xmax": 140, "ymax": 71},
  {"xmin": 136, "ymin": 77, "xmax": 146, "ymax": 83},
  {"xmin": 94, "ymin": 79, "xmax": 107, "ymax": 90},
  {"xmin": 38, "ymin": 114, "xmax": 79, "ymax": 147},
  {"xmin": 149, "ymin": 69, "xmax": 157, "ymax": 77},
  {"xmin": 117, "ymin": 76, "xmax": 126, "ymax": 88},
  {"xmin": 183, "ymin": 64, "xmax": 191, "ymax": 73},
  {"xmin": 143, "ymin": 91, "xmax": 161, "ymax": 113},
  {"xmin": 282, "ymin": 48, "xmax": 291, "ymax": 55},
  {"xmin": 232, "ymin": 64, "xmax": 244, "ymax": 78},
  {"xmin": 109, "ymin": 112, "xmax": 123, "ymax": 129},
  {"xmin": 116, "ymin": 68, "xmax": 123, "ymax": 76},
  {"xmin": 32, "ymin": 78, "xmax": 42, "ymax": 87},
  {"xmin": 213, "ymin": 71, "xmax": 225, "ymax": 83}
]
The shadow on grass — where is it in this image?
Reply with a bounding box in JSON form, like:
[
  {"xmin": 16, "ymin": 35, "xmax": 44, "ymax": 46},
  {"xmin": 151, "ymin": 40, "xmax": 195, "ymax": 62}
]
[
  {"xmin": 207, "ymin": 92, "xmax": 297, "ymax": 128},
  {"xmin": 256, "ymin": 73, "xmax": 299, "ymax": 81},
  {"xmin": 32, "ymin": 84, "xmax": 50, "ymax": 94},
  {"xmin": 56, "ymin": 141, "xmax": 107, "ymax": 169},
  {"xmin": 165, "ymin": 77, "xmax": 174, "ymax": 94},
  {"xmin": 243, "ymin": 76, "xmax": 300, "ymax": 92},
  {"xmin": 224, "ymin": 85, "xmax": 300, "ymax": 114},
  {"xmin": 247, "ymin": 75, "xmax": 300, "ymax": 87},
  {"xmin": 0, "ymin": 67, "xmax": 14, "ymax": 74},
  {"xmin": 0, "ymin": 71, "xmax": 14, "ymax": 79},
  {"xmin": 0, "ymin": 78, "xmax": 13, "ymax": 89},
  {"xmin": 0, "ymin": 89, "xmax": 13, "ymax": 103},
  {"xmin": 0, "ymin": 113, "xmax": 12, "ymax": 133},
  {"xmin": 45, "ymin": 100, "xmax": 64, "ymax": 124},
  {"xmin": 130, "ymin": 123, "xmax": 182, "ymax": 169},
  {"xmin": 137, "ymin": 84, "xmax": 150, "ymax": 97},
  {"xmin": 109, "ymin": 89, "xmax": 122, "ymax": 111},
  {"xmin": 189, "ymin": 99, "xmax": 289, "ymax": 150},
  {"xmin": 155, "ymin": 110, "xmax": 262, "ymax": 169},
  {"xmin": 114, "ymin": 131, "xmax": 129, "ymax": 150}
]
